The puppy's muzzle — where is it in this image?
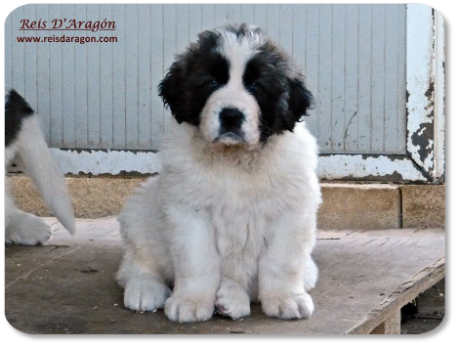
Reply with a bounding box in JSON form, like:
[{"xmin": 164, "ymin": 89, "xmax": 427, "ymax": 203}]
[{"xmin": 217, "ymin": 107, "xmax": 245, "ymax": 144}]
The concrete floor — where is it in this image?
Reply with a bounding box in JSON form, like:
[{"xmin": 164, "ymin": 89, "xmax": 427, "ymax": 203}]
[
  {"xmin": 401, "ymin": 318, "xmax": 443, "ymax": 334},
  {"xmin": 5, "ymin": 218, "xmax": 445, "ymax": 334}
]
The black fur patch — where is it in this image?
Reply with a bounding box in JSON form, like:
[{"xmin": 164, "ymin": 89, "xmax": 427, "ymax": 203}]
[
  {"xmin": 158, "ymin": 30, "xmax": 230, "ymax": 126},
  {"xmin": 5, "ymin": 89, "xmax": 35, "ymax": 147},
  {"xmin": 243, "ymin": 42, "xmax": 313, "ymax": 142}
]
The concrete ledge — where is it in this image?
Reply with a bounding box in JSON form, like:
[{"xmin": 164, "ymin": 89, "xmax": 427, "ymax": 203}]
[
  {"xmin": 401, "ymin": 185, "xmax": 445, "ymax": 228},
  {"xmin": 9, "ymin": 176, "xmax": 146, "ymax": 219},
  {"xmin": 8, "ymin": 176, "xmax": 445, "ymax": 230},
  {"xmin": 318, "ymin": 183, "xmax": 401, "ymax": 230}
]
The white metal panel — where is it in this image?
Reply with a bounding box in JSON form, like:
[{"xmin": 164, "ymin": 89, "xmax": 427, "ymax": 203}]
[
  {"xmin": 73, "ymin": 4, "xmax": 88, "ymax": 149},
  {"xmin": 99, "ymin": 4, "xmax": 113, "ymax": 149},
  {"xmin": 150, "ymin": 4, "xmax": 164, "ymax": 142},
  {"xmin": 8, "ymin": 4, "xmax": 440, "ymax": 182},
  {"xmin": 124, "ymin": 4, "xmax": 139, "ymax": 150},
  {"xmin": 87, "ymin": 4, "xmax": 102, "ymax": 149},
  {"xmin": 331, "ymin": 4, "xmax": 346, "ymax": 152},
  {"xmin": 433, "ymin": 11, "xmax": 445, "ymax": 181},
  {"xmin": 189, "ymin": 5, "xmax": 202, "ymax": 40},
  {"xmin": 406, "ymin": 4, "xmax": 435, "ymax": 176},
  {"xmin": 318, "ymin": 4, "xmax": 333, "ymax": 152},
  {"xmin": 240, "ymin": 4, "xmax": 254, "ymax": 26},
  {"xmin": 138, "ymin": 4, "xmax": 152, "ymax": 150},
  {"xmin": 384, "ymin": 4, "xmax": 404, "ymax": 153},
  {"xmin": 305, "ymin": 4, "xmax": 320, "ymax": 139},
  {"xmin": 370, "ymin": 4, "xmax": 386, "ymax": 153},
  {"xmin": 6, "ymin": 4, "xmax": 408, "ymax": 154},
  {"xmin": 253, "ymin": 4, "xmax": 266, "ymax": 30},
  {"xmin": 5, "ymin": 9, "xmax": 13, "ymax": 88},
  {"xmin": 201, "ymin": 4, "xmax": 215, "ymax": 31},
  {"xmin": 112, "ymin": 4, "xmax": 127, "ymax": 149},
  {"xmin": 344, "ymin": 4, "xmax": 359, "ymax": 153},
  {"xmin": 62, "ymin": 4, "xmax": 77, "ymax": 148},
  {"xmin": 35, "ymin": 4, "xmax": 51, "ymax": 145},
  {"xmin": 357, "ymin": 4, "xmax": 372, "ymax": 153}
]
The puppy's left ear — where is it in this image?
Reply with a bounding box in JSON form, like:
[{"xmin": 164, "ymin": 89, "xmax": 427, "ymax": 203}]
[
  {"xmin": 158, "ymin": 62, "xmax": 190, "ymax": 124},
  {"xmin": 285, "ymin": 76, "xmax": 313, "ymax": 131}
]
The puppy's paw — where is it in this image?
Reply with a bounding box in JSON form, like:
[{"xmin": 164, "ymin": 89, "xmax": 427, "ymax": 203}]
[
  {"xmin": 164, "ymin": 294, "xmax": 214, "ymax": 323},
  {"xmin": 6, "ymin": 213, "xmax": 52, "ymax": 246},
  {"xmin": 124, "ymin": 278, "xmax": 171, "ymax": 312},
  {"xmin": 215, "ymin": 278, "xmax": 250, "ymax": 320},
  {"xmin": 261, "ymin": 291, "xmax": 314, "ymax": 320}
]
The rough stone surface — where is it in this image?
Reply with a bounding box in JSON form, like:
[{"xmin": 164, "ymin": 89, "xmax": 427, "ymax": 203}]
[
  {"xmin": 8, "ymin": 177, "xmax": 445, "ymax": 230},
  {"xmin": 318, "ymin": 183, "xmax": 401, "ymax": 230},
  {"xmin": 401, "ymin": 185, "xmax": 445, "ymax": 228},
  {"xmin": 9, "ymin": 176, "xmax": 145, "ymax": 219}
]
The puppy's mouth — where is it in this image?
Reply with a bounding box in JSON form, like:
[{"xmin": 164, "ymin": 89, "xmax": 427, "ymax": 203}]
[{"xmin": 214, "ymin": 131, "xmax": 245, "ymax": 145}]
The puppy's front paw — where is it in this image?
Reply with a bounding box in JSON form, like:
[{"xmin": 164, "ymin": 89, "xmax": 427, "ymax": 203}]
[
  {"xmin": 124, "ymin": 278, "xmax": 171, "ymax": 312},
  {"xmin": 6, "ymin": 213, "xmax": 52, "ymax": 245},
  {"xmin": 215, "ymin": 278, "xmax": 250, "ymax": 320},
  {"xmin": 164, "ymin": 294, "xmax": 214, "ymax": 323},
  {"xmin": 261, "ymin": 292, "xmax": 314, "ymax": 320}
]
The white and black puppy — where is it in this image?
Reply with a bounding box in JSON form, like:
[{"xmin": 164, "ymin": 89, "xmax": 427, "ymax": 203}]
[
  {"xmin": 5, "ymin": 88, "xmax": 75, "ymax": 245},
  {"xmin": 117, "ymin": 24, "xmax": 322, "ymax": 323}
]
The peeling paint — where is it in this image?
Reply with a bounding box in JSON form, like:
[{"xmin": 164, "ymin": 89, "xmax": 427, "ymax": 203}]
[
  {"xmin": 318, "ymin": 154, "xmax": 426, "ymax": 181},
  {"xmin": 406, "ymin": 4, "xmax": 437, "ymax": 180},
  {"xmin": 340, "ymin": 172, "xmax": 404, "ymax": 182},
  {"xmin": 410, "ymin": 122, "xmax": 434, "ymax": 168},
  {"xmin": 433, "ymin": 10, "xmax": 446, "ymax": 182},
  {"xmin": 8, "ymin": 148, "xmax": 428, "ymax": 181},
  {"xmin": 8, "ymin": 149, "xmax": 162, "ymax": 176},
  {"xmin": 424, "ymin": 82, "xmax": 435, "ymax": 99},
  {"xmin": 59, "ymin": 148, "xmax": 158, "ymax": 155}
]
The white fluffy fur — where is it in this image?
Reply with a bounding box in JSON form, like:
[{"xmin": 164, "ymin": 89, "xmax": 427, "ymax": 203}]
[
  {"xmin": 117, "ymin": 120, "xmax": 322, "ymax": 322},
  {"xmin": 5, "ymin": 112, "xmax": 76, "ymax": 245},
  {"xmin": 200, "ymin": 30, "xmax": 261, "ymax": 148}
]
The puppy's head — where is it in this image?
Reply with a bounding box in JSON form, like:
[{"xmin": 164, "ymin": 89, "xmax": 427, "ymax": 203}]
[{"xmin": 159, "ymin": 24, "xmax": 313, "ymax": 148}]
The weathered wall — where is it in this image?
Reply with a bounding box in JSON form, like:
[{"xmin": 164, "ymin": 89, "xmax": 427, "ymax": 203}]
[{"xmin": 6, "ymin": 4, "xmax": 407, "ymax": 155}]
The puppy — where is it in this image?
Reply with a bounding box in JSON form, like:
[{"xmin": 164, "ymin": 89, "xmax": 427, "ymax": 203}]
[
  {"xmin": 5, "ymin": 88, "xmax": 75, "ymax": 245},
  {"xmin": 117, "ymin": 24, "xmax": 322, "ymax": 323}
]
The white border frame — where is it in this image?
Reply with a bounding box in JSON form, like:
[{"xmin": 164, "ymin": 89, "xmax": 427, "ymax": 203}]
[
  {"xmin": 8, "ymin": 5, "xmax": 445, "ymax": 182},
  {"xmin": 433, "ymin": 10, "xmax": 446, "ymax": 181}
]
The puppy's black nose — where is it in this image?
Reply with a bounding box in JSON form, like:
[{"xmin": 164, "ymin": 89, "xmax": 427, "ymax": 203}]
[{"xmin": 219, "ymin": 107, "xmax": 244, "ymax": 130}]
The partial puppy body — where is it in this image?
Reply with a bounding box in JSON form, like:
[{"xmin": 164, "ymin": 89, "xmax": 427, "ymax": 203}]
[
  {"xmin": 117, "ymin": 24, "xmax": 322, "ymax": 323},
  {"xmin": 5, "ymin": 88, "xmax": 75, "ymax": 245}
]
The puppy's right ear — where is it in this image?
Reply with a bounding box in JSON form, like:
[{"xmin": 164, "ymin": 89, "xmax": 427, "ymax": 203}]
[{"xmin": 158, "ymin": 62, "xmax": 188, "ymax": 124}]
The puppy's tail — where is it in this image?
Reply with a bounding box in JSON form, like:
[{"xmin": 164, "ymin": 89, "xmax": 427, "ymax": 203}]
[{"xmin": 15, "ymin": 114, "xmax": 76, "ymax": 235}]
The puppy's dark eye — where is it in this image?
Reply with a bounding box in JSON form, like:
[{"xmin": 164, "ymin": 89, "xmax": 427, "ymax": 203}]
[
  {"xmin": 205, "ymin": 79, "xmax": 219, "ymax": 88},
  {"xmin": 247, "ymin": 81, "xmax": 260, "ymax": 92}
]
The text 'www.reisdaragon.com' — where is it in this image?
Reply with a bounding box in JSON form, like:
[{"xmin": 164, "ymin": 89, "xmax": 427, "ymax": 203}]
[{"xmin": 16, "ymin": 35, "xmax": 118, "ymax": 44}]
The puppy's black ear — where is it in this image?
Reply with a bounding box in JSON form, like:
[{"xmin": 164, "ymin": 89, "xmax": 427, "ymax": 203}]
[
  {"xmin": 158, "ymin": 62, "xmax": 188, "ymax": 124},
  {"xmin": 285, "ymin": 76, "xmax": 313, "ymax": 131}
]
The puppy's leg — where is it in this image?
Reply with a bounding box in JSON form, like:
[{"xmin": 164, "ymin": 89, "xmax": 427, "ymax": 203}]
[
  {"xmin": 5, "ymin": 177, "xmax": 52, "ymax": 245},
  {"xmin": 215, "ymin": 252, "xmax": 253, "ymax": 320},
  {"xmin": 258, "ymin": 216, "xmax": 316, "ymax": 320},
  {"xmin": 304, "ymin": 256, "xmax": 318, "ymax": 292},
  {"xmin": 215, "ymin": 277, "xmax": 251, "ymax": 320},
  {"xmin": 6, "ymin": 210, "xmax": 53, "ymax": 245},
  {"xmin": 117, "ymin": 248, "xmax": 172, "ymax": 312},
  {"xmin": 164, "ymin": 206, "xmax": 220, "ymax": 323}
]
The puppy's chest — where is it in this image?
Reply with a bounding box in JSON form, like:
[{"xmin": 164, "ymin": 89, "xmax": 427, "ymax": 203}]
[{"xmin": 211, "ymin": 201, "xmax": 268, "ymax": 259}]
